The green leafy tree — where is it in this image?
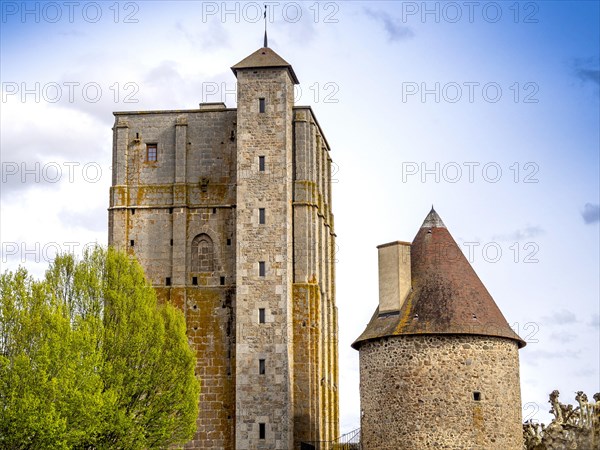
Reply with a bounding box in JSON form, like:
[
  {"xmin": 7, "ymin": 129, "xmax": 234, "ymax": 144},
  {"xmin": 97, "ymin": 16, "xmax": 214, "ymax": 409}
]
[{"xmin": 0, "ymin": 247, "xmax": 199, "ymax": 449}]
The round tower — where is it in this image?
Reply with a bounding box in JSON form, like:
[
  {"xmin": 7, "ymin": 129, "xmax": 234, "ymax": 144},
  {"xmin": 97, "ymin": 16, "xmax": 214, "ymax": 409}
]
[{"xmin": 352, "ymin": 208, "xmax": 526, "ymax": 450}]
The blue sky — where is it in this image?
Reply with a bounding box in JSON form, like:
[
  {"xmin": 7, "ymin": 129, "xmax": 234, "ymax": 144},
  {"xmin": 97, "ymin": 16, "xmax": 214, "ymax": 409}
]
[{"xmin": 1, "ymin": 0, "xmax": 599, "ymax": 433}]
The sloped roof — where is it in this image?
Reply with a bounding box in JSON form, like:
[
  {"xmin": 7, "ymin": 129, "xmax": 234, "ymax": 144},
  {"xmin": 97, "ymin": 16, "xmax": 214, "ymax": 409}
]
[
  {"xmin": 352, "ymin": 208, "xmax": 526, "ymax": 349},
  {"xmin": 231, "ymin": 47, "xmax": 299, "ymax": 84}
]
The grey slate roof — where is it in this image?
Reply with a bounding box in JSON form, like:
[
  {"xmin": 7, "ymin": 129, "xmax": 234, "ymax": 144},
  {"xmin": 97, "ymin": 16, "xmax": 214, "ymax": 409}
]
[{"xmin": 231, "ymin": 47, "xmax": 299, "ymax": 84}]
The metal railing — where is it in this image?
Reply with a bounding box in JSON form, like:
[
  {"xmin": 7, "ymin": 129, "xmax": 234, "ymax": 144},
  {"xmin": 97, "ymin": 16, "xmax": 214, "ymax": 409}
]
[{"xmin": 301, "ymin": 428, "xmax": 361, "ymax": 450}]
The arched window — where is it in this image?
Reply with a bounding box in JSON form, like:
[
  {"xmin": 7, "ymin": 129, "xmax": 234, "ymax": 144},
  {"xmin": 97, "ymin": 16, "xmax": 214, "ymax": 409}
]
[{"xmin": 191, "ymin": 234, "xmax": 214, "ymax": 272}]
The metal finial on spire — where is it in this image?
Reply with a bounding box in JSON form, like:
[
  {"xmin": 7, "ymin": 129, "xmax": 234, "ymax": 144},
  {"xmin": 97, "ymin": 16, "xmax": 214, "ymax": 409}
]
[{"xmin": 263, "ymin": 5, "xmax": 268, "ymax": 47}]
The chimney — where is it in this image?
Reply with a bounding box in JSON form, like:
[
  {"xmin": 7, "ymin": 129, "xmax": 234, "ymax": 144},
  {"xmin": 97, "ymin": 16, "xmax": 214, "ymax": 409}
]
[{"xmin": 377, "ymin": 241, "xmax": 411, "ymax": 313}]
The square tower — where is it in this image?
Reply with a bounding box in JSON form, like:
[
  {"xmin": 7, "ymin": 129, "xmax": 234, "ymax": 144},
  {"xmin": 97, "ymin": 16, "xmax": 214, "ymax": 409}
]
[
  {"xmin": 108, "ymin": 46, "xmax": 338, "ymax": 450},
  {"xmin": 232, "ymin": 47, "xmax": 297, "ymax": 449}
]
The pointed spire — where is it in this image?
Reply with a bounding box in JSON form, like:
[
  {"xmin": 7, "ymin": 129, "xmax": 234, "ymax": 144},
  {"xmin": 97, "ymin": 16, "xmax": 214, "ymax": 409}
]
[
  {"xmin": 352, "ymin": 207, "xmax": 526, "ymax": 350},
  {"xmin": 263, "ymin": 4, "xmax": 268, "ymax": 47},
  {"xmin": 421, "ymin": 206, "xmax": 446, "ymax": 229}
]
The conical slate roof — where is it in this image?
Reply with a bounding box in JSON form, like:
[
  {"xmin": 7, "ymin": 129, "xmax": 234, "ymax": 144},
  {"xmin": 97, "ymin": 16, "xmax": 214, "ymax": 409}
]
[
  {"xmin": 352, "ymin": 208, "xmax": 526, "ymax": 349},
  {"xmin": 231, "ymin": 47, "xmax": 299, "ymax": 84}
]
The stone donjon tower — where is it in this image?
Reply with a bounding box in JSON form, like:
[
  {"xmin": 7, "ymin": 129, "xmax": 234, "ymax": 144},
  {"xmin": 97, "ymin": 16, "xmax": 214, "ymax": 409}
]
[
  {"xmin": 108, "ymin": 46, "xmax": 339, "ymax": 449},
  {"xmin": 353, "ymin": 208, "xmax": 525, "ymax": 450}
]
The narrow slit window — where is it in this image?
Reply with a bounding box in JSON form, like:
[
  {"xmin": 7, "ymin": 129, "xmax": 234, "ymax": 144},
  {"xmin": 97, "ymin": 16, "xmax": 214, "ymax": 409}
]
[
  {"xmin": 131, "ymin": 209, "xmax": 135, "ymax": 215},
  {"xmin": 165, "ymin": 277, "xmax": 171, "ymax": 286},
  {"xmin": 259, "ymin": 359, "xmax": 266, "ymax": 375},
  {"xmin": 227, "ymin": 238, "xmax": 231, "ymax": 246},
  {"xmin": 192, "ymin": 276, "xmax": 198, "ymax": 286},
  {"xmin": 259, "ymin": 98, "xmax": 265, "ymax": 113},
  {"xmin": 146, "ymin": 143, "xmax": 157, "ymax": 162},
  {"xmin": 220, "ymin": 276, "xmax": 225, "ymax": 285},
  {"xmin": 170, "ymin": 239, "xmax": 173, "ymax": 246},
  {"xmin": 259, "ymin": 423, "xmax": 266, "ymax": 439},
  {"xmin": 259, "ymin": 208, "xmax": 265, "ymax": 225},
  {"xmin": 259, "ymin": 261, "xmax": 265, "ymax": 277},
  {"xmin": 259, "ymin": 308, "xmax": 266, "ymax": 324},
  {"xmin": 169, "ymin": 207, "xmax": 173, "ymax": 214},
  {"xmin": 259, "ymin": 156, "xmax": 265, "ymax": 172},
  {"xmin": 130, "ymin": 240, "xmax": 135, "ymax": 247}
]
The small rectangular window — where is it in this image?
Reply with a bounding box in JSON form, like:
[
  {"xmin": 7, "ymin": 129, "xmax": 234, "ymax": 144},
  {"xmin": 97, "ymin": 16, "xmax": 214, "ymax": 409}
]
[
  {"xmin": 259, "ymin": 98, "xmax": 265, "ymax": 113},
  {"xmin": 259, "ymin": 423, "xmax": 266, "ymax": 439},
  {"xmin": 192, "ymin": 276, "xmax": 198, "ymax": 286},
  {"xmin": 130, "ymin": 240, "xmax": 134, "ymax": 247},
  {"xmin": 259, "ymin": 308, "xmax": 266, "ymax": 324},
  {"xmin": 259, "ymin": 156, "xmax": 265, "ymax": 172},
  {"xmin": 220, "ymin": 276, "xmax": 225, "ymax": 285},
  {"xmin": 227, "ymin": 238, "xmax": 231, "ymax": 246},
  {"xmin": 146, "ymin": 143, "xmax": 157, "ymax": 162},
  {"xmin": 166, "ymin": 277, "xmax": 171, "ymax": 286},
  {"xmin": 169, "ymin": 207, "xmax": 173, "ymax": 214},
  {"xmin": 170, "ymin": 239, "xmax": 173, "ymax": 246},
  {"xmin": 212, "ymin": 208, "xmax": 217, "ymax": 214},
  {"xmin": 131, "ymin": 209, "xmax": 135, "ymax": 215},
  {"xmin": 473, "ymin": 391, "xmax": 481, "ymax": 401},
  {"xmin": 259, "ymin": 261, "xmax": 265, "ymax": 277},
  {"xmin": 259, "ymin": 208, "xmax": 265, "ymax": 224},
  {"xmin": 259, "ymin": 359, "xmax": 265, "ymax": 375}
]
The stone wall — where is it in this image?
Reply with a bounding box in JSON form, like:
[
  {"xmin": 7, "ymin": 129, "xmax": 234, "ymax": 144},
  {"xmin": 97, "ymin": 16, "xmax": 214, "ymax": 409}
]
[
  {"xmin": 359, "ymin": 334, "xmax": 523, "ymax": 450},
  {"xmin": 108, "ymin": 85, "xmax": 339, "ymax": 449},
  {"xmin": 292, "ymin": 108, "xmax": 339, "ymax": 447},
  {"xmin": 234, "ymin": 67, "xmax": 295, "ymax": 450},
  {"xmin": 109, "ymin": 108, "xmax": 239, "ymax": 449}
]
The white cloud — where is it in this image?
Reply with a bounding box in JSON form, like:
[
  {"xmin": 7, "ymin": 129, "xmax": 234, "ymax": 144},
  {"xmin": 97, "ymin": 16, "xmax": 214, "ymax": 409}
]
[
  {"xmin": 542, "ymin": 309, "xmax": 578, "ymax": 326},
  {"xmin": 364, "ymin": 8, "xmax": 415, "ymax": 42},
  {"xmin": 582, "ymin": 203, "xmax": 600, "ymax": 224},
  {"xmin": 492, "ymin": 225, "xmax": 545, "ymax": 242}
]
